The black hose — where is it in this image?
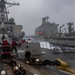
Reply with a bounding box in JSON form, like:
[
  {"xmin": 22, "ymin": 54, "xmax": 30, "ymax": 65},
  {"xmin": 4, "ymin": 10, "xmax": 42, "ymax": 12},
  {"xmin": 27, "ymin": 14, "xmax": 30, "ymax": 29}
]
[
  {"xmin": 25, "ymin": 51, "xmax": 31, "ymax": 59},
  {"xmin": 42, "ymin": 60, "xmax": 54, "ymax": 66}
]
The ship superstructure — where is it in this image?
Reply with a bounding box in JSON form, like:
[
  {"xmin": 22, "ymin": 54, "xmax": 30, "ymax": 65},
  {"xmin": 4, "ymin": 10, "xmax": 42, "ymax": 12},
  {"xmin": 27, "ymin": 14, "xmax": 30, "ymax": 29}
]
[
  {"xmin": 45, "ymin": 22, "xmax": 75, "ymax": 47},
  {"xmin": 0, "ymin": 0, "xmax": 24, "ymax": 42},
  {"xmin": 35, "ymin": 17, "xmax": 75, "ymax": 47},
  {"xmin": 35, "ymin": 16, "xmax": 58, "ymax": 37}
]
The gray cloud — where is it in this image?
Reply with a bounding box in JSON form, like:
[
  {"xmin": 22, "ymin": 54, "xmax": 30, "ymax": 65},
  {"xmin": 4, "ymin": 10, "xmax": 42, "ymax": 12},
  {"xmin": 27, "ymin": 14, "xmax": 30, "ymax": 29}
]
[{"xmin": 9, "ymin": 0, "xmax": 75, "ymax": 35}]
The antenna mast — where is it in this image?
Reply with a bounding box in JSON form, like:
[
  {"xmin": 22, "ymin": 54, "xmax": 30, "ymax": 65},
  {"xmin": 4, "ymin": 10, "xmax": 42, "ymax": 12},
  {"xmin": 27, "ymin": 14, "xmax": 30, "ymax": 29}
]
[
  {"xmin": 0, "ymin": 0, "xmax": 20, "ymax": 23},
  {"xmin": 67, "ymin": 22, "xmax": 74, "ymax": 34}
]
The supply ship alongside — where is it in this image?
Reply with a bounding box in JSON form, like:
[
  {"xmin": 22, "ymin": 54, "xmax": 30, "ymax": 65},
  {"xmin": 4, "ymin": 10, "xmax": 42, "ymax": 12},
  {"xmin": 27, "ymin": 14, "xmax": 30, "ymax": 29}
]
[
  {"xmin": 0, "ymin": 0, "xmax": 75, "ymax": 75},
  {"xmin": 35, "ymin": 16, "xmax": 75, "ymax": 47}
]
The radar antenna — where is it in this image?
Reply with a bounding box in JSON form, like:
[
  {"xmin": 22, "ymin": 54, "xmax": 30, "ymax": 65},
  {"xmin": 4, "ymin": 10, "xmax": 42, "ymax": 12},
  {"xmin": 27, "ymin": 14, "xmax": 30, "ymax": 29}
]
[{"xmin": 46, "ymin": 16, "xmax": 49, "ymax": 22}]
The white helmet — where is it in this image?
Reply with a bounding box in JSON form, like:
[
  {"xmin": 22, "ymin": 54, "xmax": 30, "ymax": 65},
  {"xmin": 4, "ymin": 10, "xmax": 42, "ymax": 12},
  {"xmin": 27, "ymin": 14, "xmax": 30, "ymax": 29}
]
[
  {"xmin": 3, "ymin": 39, "xmax": 6, "ymax": 41},
  {"xmin": 34, "ymin": 74, "xmax": 37, "ymax": 75},
  {"xmin": 14, "ymin": 66, "xmax": 19, "ymax": 70},
  {"xmin": 18, "ymin": 64, "xmax": 22, "ymax": 67},
  {"xmin": 1, "ymin": 70, "xmax": 6, "ymax": 75}
]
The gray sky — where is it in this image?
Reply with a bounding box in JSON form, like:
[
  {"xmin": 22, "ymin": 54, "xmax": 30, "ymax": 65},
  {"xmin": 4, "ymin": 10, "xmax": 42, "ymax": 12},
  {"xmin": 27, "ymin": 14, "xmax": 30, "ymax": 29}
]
[{"xmin": 8, "ymin": 0, "xmax": 75, "ymax": 35}]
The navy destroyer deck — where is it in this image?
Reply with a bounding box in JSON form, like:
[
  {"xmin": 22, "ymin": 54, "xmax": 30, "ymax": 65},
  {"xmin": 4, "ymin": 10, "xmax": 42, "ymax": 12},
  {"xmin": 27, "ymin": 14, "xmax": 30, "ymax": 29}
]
[
  {"xmin": 17, "ymin": 48, "xmax": 74, "ymax": 75},
  {"xmin": 16, "ymin": 37, "xmax": 75, "ymax": 75},
  {"xmin": 0, "ymin": 62, "xmax": 4, "ymax": 73},
  {"xmin": 37, "ymin": 48, "xmax": 75, "ymax": 75},
  {"xmin": 0, "ymin": 47, "xmax": 75, "ymax": 75},
  {"xmin": 0, "ymin": 59, "xmax": 61, "ymax": 75},
  {"xmin": 0, "ymin": 59, "xmax": 34, "ymax": 75}
]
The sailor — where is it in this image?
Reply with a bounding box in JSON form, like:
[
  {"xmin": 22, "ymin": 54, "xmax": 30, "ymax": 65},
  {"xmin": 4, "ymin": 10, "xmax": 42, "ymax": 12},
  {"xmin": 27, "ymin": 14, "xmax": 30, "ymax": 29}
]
[
  {"xmin": 14, "ymin": 66, "xmax": 21, "ymax": 75},
  {"xmin": 27, "ymin": 39, "xmax": 32, "ymax": 43},
  {"xmin": 21, "ymin": 39, "xmax": 26, "ymax": 43},
  {"xmin": 10, "ymin": 59, "xmax": 17, "ymax": 68},
  {"xmin": 18, "ymin": 64, "xmax": 26, "ymax": 75},
  {"xmin": 1, "ymin": 39, "xmax": 10, "ymax": 59},
  {"xmin": 2, "ymin": 39, "xmax": 9, "ymax": 45},
  {"xmin": 19, "ymin": 39, "xmax": 26, "ymax": 47},
  {"xmin": 11, "ymin": 40, "xmax": 18, "ymax": 54}
]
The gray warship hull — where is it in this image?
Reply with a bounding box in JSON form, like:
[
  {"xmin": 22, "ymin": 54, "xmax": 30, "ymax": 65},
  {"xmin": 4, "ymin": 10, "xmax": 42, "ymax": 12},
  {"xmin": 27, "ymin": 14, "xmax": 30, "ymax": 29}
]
[{"xmin": 46, "ymin": 38, "xmax": 75, "ymax": 47}]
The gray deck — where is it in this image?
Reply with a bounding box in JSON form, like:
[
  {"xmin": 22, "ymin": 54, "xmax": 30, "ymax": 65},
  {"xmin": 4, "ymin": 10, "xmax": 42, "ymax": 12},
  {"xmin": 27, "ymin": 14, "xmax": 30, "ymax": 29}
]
[
  {"xmin": 0, "ymin": 62, "xmax": 4, "ymax": 73},
  {"xmin": 17, "ymin": 41, "xmax": 75, "ymax": 75},
  {"xmin": 37, "ymin": 48, "xmax": 75, "ymax": 75}
]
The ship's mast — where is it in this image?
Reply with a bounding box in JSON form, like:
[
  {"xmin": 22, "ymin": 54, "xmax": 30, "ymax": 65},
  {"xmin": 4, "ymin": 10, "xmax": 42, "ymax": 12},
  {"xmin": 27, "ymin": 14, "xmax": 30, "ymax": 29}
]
[
  {"xmin": 67, "ymin": 22, "xmax": 74, "ymax": 34},
  {"xmin": 46, "ymin": 16, "xmax": 49, "ymax": 22},
  {"xmin": 0, "ymin": 0, "xmax": 20, "ymax": 40},
  {"xmin": 0, "ymin": 0, "xmax": 19, "ymax": 23}
]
